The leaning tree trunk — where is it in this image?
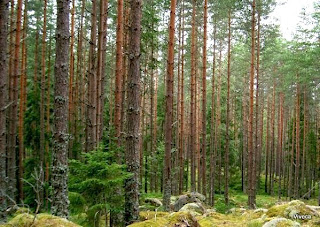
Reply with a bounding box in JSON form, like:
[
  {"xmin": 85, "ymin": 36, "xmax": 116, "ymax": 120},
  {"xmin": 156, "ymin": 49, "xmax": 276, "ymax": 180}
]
[
  {"xmin": 124, "ymin": 0, "xmax": 142, "ymax": 224},
  {"xmin": 0, "ymin": 0, "xmax": 9, "ymax": 223},
  {"xmin": 51, "ymin": 0, "xmax": 70, "ymax": 218}
]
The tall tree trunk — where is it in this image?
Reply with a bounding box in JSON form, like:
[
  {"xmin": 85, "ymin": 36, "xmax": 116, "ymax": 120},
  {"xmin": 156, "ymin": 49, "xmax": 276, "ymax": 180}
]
[
  {"xmin": 294, "ymin": 81, "xmax": 300, "ymax": 198},
  {"xmin": 288, "ymin": 108, "xmax": 295, "ymax": 198},
  {"xmin": 190, "ymin": 0, "xmax": 196, "ymax": 192},
  {"xmin": 0, "ymin": 0, "xmax": 9, "ymax": 222},
  {"xmin": 86, "ymin": 0, "xmax": 97, "ymax": 152},
  {"xmin": 68, "ymin": 0, "xmax": 75, "ymax": 156},
  {"xmin": 124, "ymin": 0, "xmax": 142, "ymax": 223},
  {"xmin": 225, "ymin": 10, "xmax": 231, "ymax": 205},
  {"xmin": 209, "ymin": 19, "xmax": 216, "ymax": 206},
  {"xmin": 265, "ymin": 97, "xmax": 270, "ymax": 193},
  {"xmin": 45, "ymin": 34, "xmax": 52, "ymax": 210},
  {"xmin": 40, "ymin": 0, "xmax": 47, "ymax": 207},
  {"xmin": 114, "ymin": 0, "xmax": 124, "ymax": 145},
  {"xmin": 18, "ymin": 0, "xmax": 28, "ymax": 202},
  {"xmin": 96, "ymin": 0, "xmax": 108, "ymax": 144},
  {"xmin": 301, "ymin": 86, "xmax": 307, "ymax": 195},
  {"xmin": 8, "ymin": 0, "xmax": 23, "ymax": 203},
  {"xmin": 52, "ymin": 0, "xmax": 70, "ymax": 218},
  {"xmin": 201, "ymin": 0, "xmax": 208, "ymax": 197},
  {"xmin": 270, "ymin": 82, "xmax": 276, "ymax": 196},
  {"xmin": 255, "ymin": 6, "xmax": 261, "ymax": 190},
  {"xmin": 278, "ymin": 93, "xmax": 284, "ymax": 199},
  {"xmin": 163, "ymin": 0, "xmax": 176, "ymax": 211},
  {"xmin": 248, "ymin": 0, "xmax": 256, "ymax": 209},
  {"xmin": 76, "ymin": 0, "xmax": 86, "ymax": 154}
]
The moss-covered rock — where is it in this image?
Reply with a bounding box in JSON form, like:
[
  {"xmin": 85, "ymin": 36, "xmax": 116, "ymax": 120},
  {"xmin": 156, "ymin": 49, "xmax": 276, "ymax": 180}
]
[
  {"xmin": 139, "ymin": 211, "xmax": 169, "ymax": 221},
  {"xmin": 168, "ymin": 211, "xmax": 199, "ymax": 226},
  {"xmin": 262, "ymin": 217, "xmax": 300, "ymax": 227},
  {"xmin": 266, "ymin": 200, "xmax": 318, "ymax": 221},
  {"xmin": 179, "ymin": 202, "xmax": 205, "ymax": 216},
  {"xmin": 13, "ymin": 207, "xmax": 31, "ymax": 216},
  {"xmin": 128, "ymin": 217, "xmax": 168, "ymax": 227},
  {"xmin": 145, "ymin": 198, "xmax": 163, "ymax": 207},
  {"xmin": 229, "ymin": 207, "xmax": 247, "ymax": 215},
  {"xmin": 139, "ymin": 204, "xmax": 157, "ymax": 211},
  {"xmin": 35, "ymin": 213, "xmax": 81, "ymax": 227},
  {"xmin": 4, "ymin": 213, "xmax": 80, "ymax": 227},
  {"xmin": 6, "ymin": 213, "xmax": 35, "ymax": 227}
]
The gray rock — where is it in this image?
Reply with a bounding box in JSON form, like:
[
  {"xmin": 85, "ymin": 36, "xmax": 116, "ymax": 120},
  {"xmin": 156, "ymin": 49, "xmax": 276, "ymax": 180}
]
[
  {"xmin": 145, "ymin": 198, "xmax": 163, "ymax": 207},
  {"xmin": 174, "ymin": 195, "xmax": 189, "ymax": 212},
  {"xmin": 179, "ymin": 202, "xmax": 206, "ymax": 215},
  {"xmin": 262, "ymin": 217, "xmax": 300, "ymax": 227}
]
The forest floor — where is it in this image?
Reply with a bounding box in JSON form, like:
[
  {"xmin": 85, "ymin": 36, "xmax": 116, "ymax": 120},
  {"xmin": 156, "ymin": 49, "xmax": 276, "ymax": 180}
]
[{"xmin": 1, "ymin": 192, "xmax": 320, "ymax": 226}]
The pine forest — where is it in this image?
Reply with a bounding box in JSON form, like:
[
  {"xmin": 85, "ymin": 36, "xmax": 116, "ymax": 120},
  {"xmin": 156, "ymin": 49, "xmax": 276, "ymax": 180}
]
[{"xmin": 0, "ymin": 0, "xmax": 320, "ymax": 226}]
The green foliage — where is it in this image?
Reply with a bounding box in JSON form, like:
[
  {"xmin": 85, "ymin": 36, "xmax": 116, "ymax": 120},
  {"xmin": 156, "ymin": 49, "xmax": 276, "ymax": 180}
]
[
  {"xmin": 69, "ymin": 146, "xmax": 131, "ymax": 225},
  {"xmin": 68, "ymin": 192, "xmax": 86, "ymax": 214}
]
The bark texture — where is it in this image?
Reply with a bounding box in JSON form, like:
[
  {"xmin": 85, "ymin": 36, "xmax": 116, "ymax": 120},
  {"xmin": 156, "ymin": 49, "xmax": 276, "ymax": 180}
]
[
  {"xmin": 163, "ymin": 0, "xmax": 176, "ymax": 211},
  {"xmin": 0, "ymin": 0, "xmax": 9, "ymax": 222},
  {"xmin": 51, "ymin": 0, "xmax": 70, "ymax": 218},
  {"xmin": 124, "ymin": 0, "xmax": 142, "ymax": 224}
]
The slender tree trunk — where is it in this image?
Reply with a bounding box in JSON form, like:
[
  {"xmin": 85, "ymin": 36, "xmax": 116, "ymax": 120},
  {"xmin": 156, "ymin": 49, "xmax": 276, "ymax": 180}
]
[
  {"xmin": 0, "ymin": 0, "xmax": 9, "ymax": 222},
  {"xmin": 18, "ymin": 0, "xmax": 28, "ymax": 202},
  {"xmin": 278, "ymin": 93, "xmax": 284, "ymax": 199},
  {"xmin": 86, "ymin": 0, "xmax": 97, "ymax": 152},
  {"xmin": 209, "ymin": 20, "xmax": 216, "ymax": 206},
  {"xmin": 294, "ymin": 81, "xmax": 300, "ymax": 198},
  {"xmin": 76, "ymin": 0, "xmax": 86, "ymax": 154},
  {"xmin": 248, "ymin": 0, "xmax": 256, "ymax": 209},
  {"xmin": 201, "ymin": 0, "xmax": 208, "ymax": 197},
  {"xmin": 265, "ymin": 97, "xmax": 270, "ymax": 193},
  {"xmin": 124, "ymin": 0, "xmax": 142, "ymax": 223},
  {"xmin": 45, "ymin": 34, "xmax": 52, "ymax": 210},
  {"xmin": 51, "ymin": 0, "xmax": 70, "ymax": 218},
  {"xmin": 270, "ymin": 82, "xmax": 276, "ymax": 196},
  {"xmin": 255, "ymin": 7, "xmax": 261, "ymax": 191},
  {"xmin": 178, "ymin": 0, "xmax": 185, "ymax": 196},
  {"xmin": 8, "ymin": 0, "xmax": 23, "ymax": 203},
  {"xmin": 225, "ymin": 10, "xmax": 231, "ymax": 205},
  {"xmin": 39, "ymin": 0, "xmax": 47, "ymax": 207},
  {"xmin": 163, "ymin": 0, "xmax": 176, "ymax": 210},
  {"xmin": 114, "ymin": 0, "xmax": 124, "ymax": 145},
  {"xmin": 288, "ymin": 108, "xmax": 295, "ymax": 199},
  {"xmin": 301, "ymin": 86, "xmax": 307, "ymax": 195},
  {"xmin": 190, "ymin": 0, "xmax": 196, "ymax": 192}
]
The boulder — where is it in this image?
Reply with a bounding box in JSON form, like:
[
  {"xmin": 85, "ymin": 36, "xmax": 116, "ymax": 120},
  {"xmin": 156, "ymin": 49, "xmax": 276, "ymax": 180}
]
[
  {"xmin": 174, "ymin": 195, "xmax": 189, "ymax": 211},
  {"xmin": 173, "ymin": 192, "xmax": 206, "ymax": 212},
  {"xmin": 262, "ymin": 217, "xmax": 300, "ymax": 227},
  {"xmin": 187, "ymin": 192, "xmax": 206, "ymax": 202},
  {"xmin": 4, "ymin": 213, "xmax": 80, "ymax": 227},
  {"xmin": 179, "ymin": 203, "xmax": 205, "ymax": 216},
  {"xmin": 267, "ymin": 200, "xmax": 319, "ymax": 220},
  {"xmin": 168, "ymin": 211, "xmax": 199, "ymax": 227},
  {"xmin": 145, "ymin": 198, "xmax": 163, "ymax": 207}
]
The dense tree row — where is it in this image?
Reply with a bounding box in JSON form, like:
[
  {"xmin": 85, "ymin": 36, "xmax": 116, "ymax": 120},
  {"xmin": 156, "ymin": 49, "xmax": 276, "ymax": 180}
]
[{"xmin": 0, "ymin": 0, "xmax": 320, "ymax": 226}]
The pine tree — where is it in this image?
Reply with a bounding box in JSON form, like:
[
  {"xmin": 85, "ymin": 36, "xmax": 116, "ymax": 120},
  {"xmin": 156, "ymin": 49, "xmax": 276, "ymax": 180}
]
[
  {"xmin": 51, "ymin": 0, "xmax": 70, "ymax": 218},
  {"xmin": 0, "ymin": 0, "xmax": 9, "ymax": 222},
  {"xmin": 124, "ymin": 0, "xmax": 142, "ymax": 223}
]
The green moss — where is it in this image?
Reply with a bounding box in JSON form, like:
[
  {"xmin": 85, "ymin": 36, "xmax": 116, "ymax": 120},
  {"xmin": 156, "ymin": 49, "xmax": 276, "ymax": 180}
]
[
  {"xmin": 167, "ymin": 211, "xmax": 199, "ymax": 226},
  {"xmin": 5, "ymin": 213, "xmax": 80, "ymax": 227},
  {"xmin": 36, "ymin": 214, "xmax": 80, "ymax": 227},
  {"xmin": 247, "ymin": 218, "xmax": 264, "ymax": 227},
  {"xmin": 266, "ymin": 203, "xmax": 289, "ymax": 217},
  {"xmin": 128, "ymin": 217, "xmax": 168, "ymax": 227},
  {"xmin": 7, "ymin": 213, "xmax": 35, "ymax": 227},
  {"xmin": 139, "ymin": 211, "xmax": 169, "ymax": 221}
]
